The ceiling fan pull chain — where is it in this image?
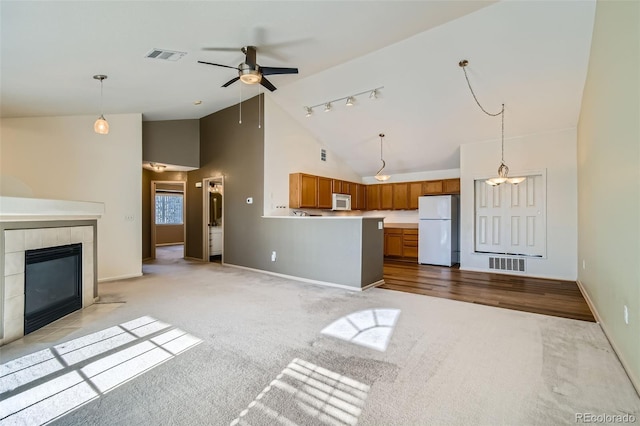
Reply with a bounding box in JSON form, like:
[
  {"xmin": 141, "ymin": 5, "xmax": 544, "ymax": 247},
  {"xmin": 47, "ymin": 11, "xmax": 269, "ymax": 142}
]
[
  {"xmin": 239, "ymin": 84, "xmax": 242, "ymax": 124},
  {"xmin": 258, "ymin": 85, "xmax": 261, "ymax": 129}
]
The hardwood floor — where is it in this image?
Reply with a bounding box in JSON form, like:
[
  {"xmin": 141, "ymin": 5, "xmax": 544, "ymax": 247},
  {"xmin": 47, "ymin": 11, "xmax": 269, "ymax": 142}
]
[{"xmin": 381, "ymin": 259, "xmax": 595, "ymax": 322}]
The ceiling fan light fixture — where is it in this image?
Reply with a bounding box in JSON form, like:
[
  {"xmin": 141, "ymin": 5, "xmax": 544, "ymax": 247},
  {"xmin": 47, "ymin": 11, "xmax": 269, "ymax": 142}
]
[
  {"xmin": 239, "ymin": 68, "xmax": 262, "ymax": 85},
  {"xmin": 149, "ymin": 162, "xmax": 166, "ymax": 172}
]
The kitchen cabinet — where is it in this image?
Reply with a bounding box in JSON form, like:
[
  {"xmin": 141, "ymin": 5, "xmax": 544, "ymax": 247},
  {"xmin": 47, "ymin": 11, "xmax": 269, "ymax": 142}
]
[
  {"xmin": 341, "ymin": 181, "xmax": 351, "ymax": 195},
  {"xmin": 290, "ymin": 173, "xmax": 332, "ymax": 209},
  {"xmin": 408, "ymin": 182, "xmax": 423, "ymax": 209},
  {"xmin": 348, "ymin": 183, "xmax": 365, "ymax": 210},
  {"xmin": 289, "ymin": 173, "xmax": 318, "ymax": 208},
  {"xmin": 366, "ymin": 185, "xmax": 381, "ymax": 210},
  {"xmin": 384, "ymin": 227, "xmax": 418, "ymax": 260},
  {"xmin": 384, "ymin": 228, "xmax": 404, "ymax": 257},
  {"xmin": 402, "ymin": 229, "xmax": 418, "ymax": 259},
  {"xmin": 356, "ymin": 184, "xmax": 367, "ymax": 210},
  {"xmin": 392, "ymin": 183, "xmax": 409, "ymax": 210},
  {"xmin": 423, "ymin": 180, "xmax": 443, "ymax": 195},
  {"xmin": 443, "ymin": 178, "xmax": 460, "ymax": 194},
  {"xmin": 380, "ymin": 184, "xmax": 393, "ymax": 210},
  {"xmin": 318, "ymin": 177, "xmax": 332, "ymax": 209}
]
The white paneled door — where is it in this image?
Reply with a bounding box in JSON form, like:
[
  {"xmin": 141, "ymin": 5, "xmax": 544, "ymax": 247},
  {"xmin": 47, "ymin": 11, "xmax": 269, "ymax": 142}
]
[{"xmin": 475, "ymin": 175, "xmax": 546, "ymax": 257}]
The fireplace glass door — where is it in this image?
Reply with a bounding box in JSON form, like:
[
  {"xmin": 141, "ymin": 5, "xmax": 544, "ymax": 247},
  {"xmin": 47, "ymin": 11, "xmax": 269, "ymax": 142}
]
[{"xmin": 24, "ymin": 243, "xmax": 82, "ymax": 334}]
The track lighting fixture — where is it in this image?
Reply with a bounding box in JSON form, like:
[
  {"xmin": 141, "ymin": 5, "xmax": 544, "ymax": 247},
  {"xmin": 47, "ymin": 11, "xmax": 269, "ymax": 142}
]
[
  {"xmin": 459, "ymin": 59, "xmax": 524, "ymax": 186},
  {"xmin": 303, "ymin": 86, "xmax": 383, "ymax": 117},
  {"xmin": 374, "ymin": 133, "xmax": 390, "ymax": 182},
  {"xmin": 93, "ymin": 75, "xmax": 109, "ymax": 134}
]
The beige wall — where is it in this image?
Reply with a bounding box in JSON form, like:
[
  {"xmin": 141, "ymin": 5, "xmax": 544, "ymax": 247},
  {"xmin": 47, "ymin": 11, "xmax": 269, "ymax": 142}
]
[
  {"xmin": 460, "ymin": 128, "xmax": 578, "ymax": 280},
  {"xmin": 155, "ymin": 225, "xmax": 184, "ymax": 245},
  {"xmin": 577, "ymin": 0, "xmax": 640, "ymax": 390},
  {"xmin": 0, "ymin": 114, "xmax": 143, "ymax": 281}
]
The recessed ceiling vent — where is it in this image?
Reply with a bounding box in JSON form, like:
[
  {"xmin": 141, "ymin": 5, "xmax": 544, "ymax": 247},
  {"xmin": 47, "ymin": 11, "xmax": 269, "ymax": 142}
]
[{"xmin": 145, "ymin": 48, "xmax": 186, "ymax": 61}]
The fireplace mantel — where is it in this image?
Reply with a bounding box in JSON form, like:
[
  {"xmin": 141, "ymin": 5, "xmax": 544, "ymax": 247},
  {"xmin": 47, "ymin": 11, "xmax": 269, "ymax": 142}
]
[{"xmin": 0, "ymin": 196, "xmax": 104, "ymax": 221}]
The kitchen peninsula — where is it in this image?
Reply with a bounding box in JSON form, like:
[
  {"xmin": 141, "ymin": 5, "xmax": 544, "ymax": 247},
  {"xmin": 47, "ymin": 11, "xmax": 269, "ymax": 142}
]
[{"xmin": 261, "ymin": 216, "xmax": 384, "ymax": 290}]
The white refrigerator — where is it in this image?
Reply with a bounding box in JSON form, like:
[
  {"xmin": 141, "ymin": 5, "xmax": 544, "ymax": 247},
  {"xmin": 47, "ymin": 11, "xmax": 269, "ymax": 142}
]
[{"xmin": 418, "ymin": 195, "xmax": 459, "ymax": 266}]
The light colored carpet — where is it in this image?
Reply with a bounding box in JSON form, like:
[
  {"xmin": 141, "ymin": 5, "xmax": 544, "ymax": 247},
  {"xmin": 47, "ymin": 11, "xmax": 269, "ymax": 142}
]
[{"xmin": 2, "ymin": 253, "xmax": 639, "ymax": 426}]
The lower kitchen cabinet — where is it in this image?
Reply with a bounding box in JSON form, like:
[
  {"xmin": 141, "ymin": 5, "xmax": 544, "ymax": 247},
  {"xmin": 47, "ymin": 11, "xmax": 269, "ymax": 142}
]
[{"xmin": 384, "ymin": 227, "xmax": 418, "ymax": 260}]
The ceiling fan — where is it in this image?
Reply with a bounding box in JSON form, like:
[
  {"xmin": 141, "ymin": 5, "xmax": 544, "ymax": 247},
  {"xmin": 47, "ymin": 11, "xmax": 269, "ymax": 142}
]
[{"xmin": 198, "ymin": 46, "xmax": 298, "ymax": 92}]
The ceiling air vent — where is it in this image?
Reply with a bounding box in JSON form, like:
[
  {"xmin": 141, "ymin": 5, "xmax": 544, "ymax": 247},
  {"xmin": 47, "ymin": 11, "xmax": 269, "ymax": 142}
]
[{"xmin": 144, "ymin": 48, "xmax": 186, "ymax": 61}]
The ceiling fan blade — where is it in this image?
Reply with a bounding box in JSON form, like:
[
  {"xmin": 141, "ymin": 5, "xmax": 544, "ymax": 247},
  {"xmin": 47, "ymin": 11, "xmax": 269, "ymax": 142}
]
[
  {"xmin": 198, "ymin": 60, "xmax": 239, "ymax": 70},
  {"xmin": 243, "ymin": 46, "xmax": 257, "ymax": 68},
  {"xmin": 201, "ymin": 47, "xmax": 241, "ymax": 52},
  {"xmin": 260, "ymin": 76, "xmax": 277, "ymax": 92},
  {"xmin": 222, "ymin": 77, "xmax": 240, "ymax": 88},
  {"xmin": 260, "ymin": 66, "xmax": 299, "ymax": 76}
]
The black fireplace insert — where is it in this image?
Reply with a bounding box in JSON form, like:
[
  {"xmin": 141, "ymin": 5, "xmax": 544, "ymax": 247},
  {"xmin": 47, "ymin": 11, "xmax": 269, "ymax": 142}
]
[{"xmin": 24, "ymin": 243, "xmax": 82, "ymax": 334}]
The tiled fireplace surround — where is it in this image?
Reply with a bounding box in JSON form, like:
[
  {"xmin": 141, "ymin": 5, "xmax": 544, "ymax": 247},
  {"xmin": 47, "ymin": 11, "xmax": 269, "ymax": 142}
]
[{"xmin": 1, "ymin": 225, "xmax": 96, "ymax": 345}]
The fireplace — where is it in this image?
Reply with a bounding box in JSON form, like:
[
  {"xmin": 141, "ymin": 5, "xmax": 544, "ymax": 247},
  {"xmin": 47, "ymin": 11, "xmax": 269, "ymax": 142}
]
[{"xmin": 24, "ymin": 243, "xmax": 82, "ymax": 334}]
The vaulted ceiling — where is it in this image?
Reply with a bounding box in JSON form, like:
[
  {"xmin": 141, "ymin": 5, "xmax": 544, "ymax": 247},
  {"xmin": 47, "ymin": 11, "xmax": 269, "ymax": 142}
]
[{"xmin": 0, "ymin": 1, "xmax": 596, "ymax": 177}]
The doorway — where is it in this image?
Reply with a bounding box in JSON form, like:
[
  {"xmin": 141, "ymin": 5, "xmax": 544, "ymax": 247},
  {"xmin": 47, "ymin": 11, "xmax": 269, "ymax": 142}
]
[
  {"xmin": 151, "ymin": 180, "xmax": 186, "ymax": 260},
  {"xmin": 203, "ymin": 177, "xmax": 224, "ymax": 263}
]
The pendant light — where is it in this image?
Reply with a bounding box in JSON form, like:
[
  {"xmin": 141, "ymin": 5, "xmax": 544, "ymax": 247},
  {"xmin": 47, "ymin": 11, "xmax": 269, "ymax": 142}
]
[
  {"xmin": 374, "ymin": 133, "xmax": 390, "ymax": 182},
  {"xmin": 459, "ymin": 60, "xmax": 524, "ymax": 185},
  {"xmin": 93, "ymin": 75, "xmax": 109, "ymax": 135}
]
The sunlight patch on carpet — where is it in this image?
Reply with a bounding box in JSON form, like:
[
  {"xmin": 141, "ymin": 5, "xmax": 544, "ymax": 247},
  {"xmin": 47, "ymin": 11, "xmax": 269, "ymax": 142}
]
[
  {"xmin": 231, "ymin": 358, "xmax": 370, "ymax": 426},
  {"xmin": 320, "ymin": 308, "xmax": 400, "ymax": 352},
  {"xmin": 0, "ymin": 316, "xmax": 201, "ymax": 425}
]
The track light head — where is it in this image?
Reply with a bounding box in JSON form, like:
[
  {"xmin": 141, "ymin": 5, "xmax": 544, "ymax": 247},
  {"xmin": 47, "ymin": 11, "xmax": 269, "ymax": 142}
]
[
  {"xmin": 304, "ymin": 106, "xmax": 313, "ymax": 117},
  {"xmin": 324, "ymin": 103, "xmax": 332, "ymax": 112},
  {"xmin": 346, "ymin": 96, "xmax": 355, "ymax": 106}
]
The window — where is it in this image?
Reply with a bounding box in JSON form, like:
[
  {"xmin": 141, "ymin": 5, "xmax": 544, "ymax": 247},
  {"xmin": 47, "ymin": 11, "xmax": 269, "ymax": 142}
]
[
  {"xmin": 474, "ymin": 174, "xmax": 546, "ymax": 257},
  {"xmin": 155, "ymin": 193, "xmax": 183, "ymax": 225}
]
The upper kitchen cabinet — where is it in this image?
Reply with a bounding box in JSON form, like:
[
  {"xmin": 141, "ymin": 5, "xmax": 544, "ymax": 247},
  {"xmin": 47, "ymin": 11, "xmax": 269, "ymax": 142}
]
[
  {"xmin": 380, "ymin": 184, "xmax": 393, "ymax": 210},
  {"xmin": 423, "ymin": 180, "xmax": 444, "ymax": 195},
  {"xmin": 408, "ymin": 182, "xmax": 423, "ymax": 209},
  {"xmin": 366, "ymin": 185, "xmax": 381, "ymax": 210},
  {"xmin": 348, "ymin": 183, "xmax": 366, "ymax": 210},
  {"xmin": 392, "ymin": 183, "xmax": 409, "ymax": 210},
  {"xmin": 290, "ymin": 173, "xmax": 318, "ymax": 208},
  {"xmin": 290, "ymin": 173, "xmax": 333, "ymax": 209},
  {"xmin": 318, "ymin": 177, "xmax": 333, "ymax": 209},
  {"xmin": 443, "ymin": 178, "xmax": 460, "ymax": 194}
]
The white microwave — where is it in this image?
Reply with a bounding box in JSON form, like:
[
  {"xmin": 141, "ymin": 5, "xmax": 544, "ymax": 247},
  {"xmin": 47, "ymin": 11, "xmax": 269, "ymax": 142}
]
[{"xmin": 332, "ymin": 193, "xmax": 351, "ymax": 211}]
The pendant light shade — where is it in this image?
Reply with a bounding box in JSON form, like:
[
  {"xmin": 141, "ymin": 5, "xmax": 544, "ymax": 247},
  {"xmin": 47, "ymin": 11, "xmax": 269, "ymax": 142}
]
[
  {"xmin": 94, "ymin": 115, "xmax": 109, "ymax": 134},
  {"xmin": 93, "ymin": 75, "xmax": 109, "ymax": 135},
  {"xmin": 374, "ymin": 133, "xmax": 390, "ymax": 181}
]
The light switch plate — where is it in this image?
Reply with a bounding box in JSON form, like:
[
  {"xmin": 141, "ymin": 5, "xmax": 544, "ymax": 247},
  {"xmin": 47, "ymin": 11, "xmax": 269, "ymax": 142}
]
[{"xmin": 378, "ymin": 221, "xmax": 383, "ymax": 230}]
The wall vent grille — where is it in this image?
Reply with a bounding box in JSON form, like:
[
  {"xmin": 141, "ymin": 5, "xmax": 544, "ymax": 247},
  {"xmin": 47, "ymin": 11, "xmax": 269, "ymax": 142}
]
[
  {"xmin": 144, "ymin": 49, "xmax": 186, "ymax": 61},
  {"xmin": 489, "ymin": 257, "xmax": 526, "ymax": 272}
]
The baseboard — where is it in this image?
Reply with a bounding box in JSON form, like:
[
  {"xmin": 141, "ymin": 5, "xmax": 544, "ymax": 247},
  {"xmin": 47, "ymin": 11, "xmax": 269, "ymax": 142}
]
[
  {"xmin": 184, "ymin": 256, "xmax": 204, "ymax": 262},
  {"xmin": 576, "ymin": 279, "xmax": 640, "ymax": 397},
  {"xmin": 575, "ymin": 279, "xmax": 600, "ymax": 323},
  {"xmin": 98, "ymin": 272, "xmax": 143, "ymax": 283},
  {"xmin": 225, "ymin": 263, "xmax": 380, "ymax": 292},
  {"xmin": 459, "ymin": 266, "xmax": 573, "ymax": 281}
]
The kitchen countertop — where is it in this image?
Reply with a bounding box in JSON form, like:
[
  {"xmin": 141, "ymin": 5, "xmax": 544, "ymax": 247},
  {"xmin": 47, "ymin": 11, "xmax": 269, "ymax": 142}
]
[
  {"xmin": 384, "ymin": 222, "xmax": 418, "ymax": 229},
  {"xmin": 263, "ymin": 216, "xmax": 385, "ymax": 220}
]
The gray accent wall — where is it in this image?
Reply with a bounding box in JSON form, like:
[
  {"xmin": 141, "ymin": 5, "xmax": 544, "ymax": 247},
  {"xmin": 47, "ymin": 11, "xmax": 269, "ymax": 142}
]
[
  {"xmin": 143, "ymin": 119, "xmax": 200, "ymax": 168},
  {"xmin": 185, "ymin": 95, "xmax": 384, "ymax": 288},
  {"xmin": 186, "ymin": 95, "xmax": 264, "ymax": 262}
]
